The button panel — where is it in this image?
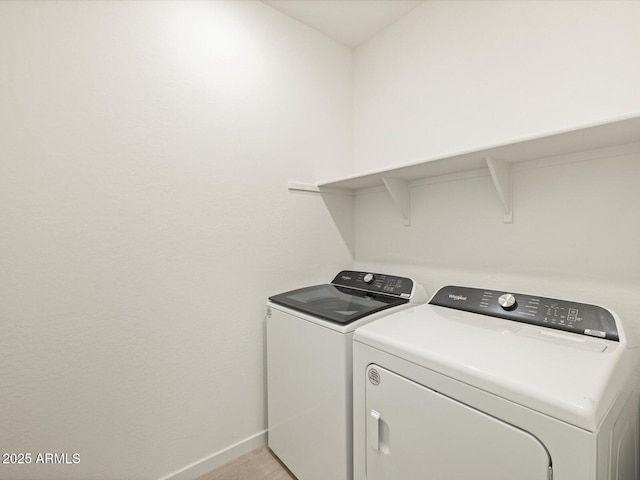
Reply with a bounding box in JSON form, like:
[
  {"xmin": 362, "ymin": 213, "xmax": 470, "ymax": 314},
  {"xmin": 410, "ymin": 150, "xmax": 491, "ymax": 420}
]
[
  {"xmin": 331, "ymin": 270, "xmax": 414, "ymax": 298},
  {"xmin": 430, "ymin": 286, "xmax": 619, "ymax": 341}
]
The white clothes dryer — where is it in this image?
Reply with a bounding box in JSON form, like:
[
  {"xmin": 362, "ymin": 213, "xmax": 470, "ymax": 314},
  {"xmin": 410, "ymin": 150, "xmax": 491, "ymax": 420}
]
[
  {"xmin": 353, "ymin": 285, "xmax": 639, "ymax": 480},
  {"xmin": 267, "ymin": 270, "xmax": 427, "ymax": 480}
]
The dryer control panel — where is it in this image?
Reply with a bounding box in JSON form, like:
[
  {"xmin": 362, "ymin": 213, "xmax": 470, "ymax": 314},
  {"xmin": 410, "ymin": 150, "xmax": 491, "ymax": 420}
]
[
  {"xmin": 430, "ymin": 286, "xmax": 619, "ymax": 341},
  {"xmin": 332, "ymin": 270, "xmax": 414, "ymax": 298}
]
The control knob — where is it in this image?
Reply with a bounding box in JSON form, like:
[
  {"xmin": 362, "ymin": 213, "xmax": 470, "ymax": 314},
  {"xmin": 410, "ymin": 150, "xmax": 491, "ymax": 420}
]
[
  {"xmin": 363, "ymin": 273, "xmax": 375, "ymax": 284},
  {"xmin": 498, "ymin": 293, "xmax": 517, "ymax": 311}
]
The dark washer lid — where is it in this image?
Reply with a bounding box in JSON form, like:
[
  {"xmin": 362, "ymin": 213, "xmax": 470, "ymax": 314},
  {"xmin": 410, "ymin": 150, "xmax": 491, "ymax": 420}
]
[{"xmin": 269, "ymin": 284, "xmax": 408, "ymax": 325}]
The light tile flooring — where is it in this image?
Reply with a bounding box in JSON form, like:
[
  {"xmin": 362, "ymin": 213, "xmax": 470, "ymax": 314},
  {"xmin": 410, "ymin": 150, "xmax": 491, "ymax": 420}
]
[{"xmin": 196, "ymin": 446, "xmax": 296, "ymax": 480}]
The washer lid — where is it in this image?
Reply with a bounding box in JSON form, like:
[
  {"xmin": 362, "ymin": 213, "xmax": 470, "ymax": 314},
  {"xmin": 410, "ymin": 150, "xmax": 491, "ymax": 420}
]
[
  {"xmin": 354, "ymin": 304, "xmax": 634, "ymax": 431},
  {"xmin": 269, "ymin": 284, "xmax": 408, "ymax": 325}
]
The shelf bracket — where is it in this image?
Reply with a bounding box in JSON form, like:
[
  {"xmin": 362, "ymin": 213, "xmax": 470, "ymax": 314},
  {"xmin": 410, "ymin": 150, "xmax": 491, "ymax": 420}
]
[
  {"xmin": 287, "ymin": 181, "xmax": 354, "ymax": 256},
  {"xmin": 382, "ymin": 177, "xmax": 411, "ymax": 226},
  {"xmin": 485, "ymin": 156, "xmax": 513, "ymax": 223}
]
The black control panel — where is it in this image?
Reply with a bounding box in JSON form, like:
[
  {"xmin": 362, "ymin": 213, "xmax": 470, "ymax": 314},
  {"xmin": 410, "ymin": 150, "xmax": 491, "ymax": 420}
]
[
  {"xmin": 430, "ymin": 286, "xmax": 619, "ymax": 341},
  {"xmin": 331, "ymin": 270, "xmax": 414, "ymax": 298}
]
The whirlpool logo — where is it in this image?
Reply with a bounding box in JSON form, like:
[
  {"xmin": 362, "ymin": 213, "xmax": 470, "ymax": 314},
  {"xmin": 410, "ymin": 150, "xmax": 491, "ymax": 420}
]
[{"xmin": 448, "ymin": 294, "xmax": 467, "ymax": 301}]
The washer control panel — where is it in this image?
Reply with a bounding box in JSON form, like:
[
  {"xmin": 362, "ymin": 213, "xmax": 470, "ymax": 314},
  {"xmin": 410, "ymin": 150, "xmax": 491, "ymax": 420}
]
[
  {"xmin": 332, "ymin": 270, "xmax": 413, "ymax": 298},
  {"xmin": 430, "ymin": 286, "xmax": 619, "ymax": 341}
]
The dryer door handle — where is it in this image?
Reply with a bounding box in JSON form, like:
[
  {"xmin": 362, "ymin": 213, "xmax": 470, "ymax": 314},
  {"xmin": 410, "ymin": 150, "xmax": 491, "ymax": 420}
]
[
  {"xmin": 369, "ymin": 409, "xmax": 390, "ymax": 454},
  {"xmin": 370, "ymin": 410, "xmax": 381, "ymax": 452}
]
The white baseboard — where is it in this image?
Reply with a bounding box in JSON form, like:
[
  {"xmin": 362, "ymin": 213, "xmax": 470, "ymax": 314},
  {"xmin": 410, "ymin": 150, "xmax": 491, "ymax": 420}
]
[{"xmin": 159, "ymin": 430, "xmax": 268, "ymax": 480}]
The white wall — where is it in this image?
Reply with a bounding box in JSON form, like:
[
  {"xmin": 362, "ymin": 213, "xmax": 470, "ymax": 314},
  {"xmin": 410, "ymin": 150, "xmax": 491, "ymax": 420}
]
[
  {"xmin": 354, "ymin": 150, "xmax": 640, "ymax": 342},
  {"xmin": 0, "ymin": 1, "xmax": 352, "ymax": 479},
  {"xmin": 352, "ymin": 1, "xmax": 640, "ymax": 346},
  {"xmin": 354, "ymin": 0, "xmax": 640, "ymax": 172}
]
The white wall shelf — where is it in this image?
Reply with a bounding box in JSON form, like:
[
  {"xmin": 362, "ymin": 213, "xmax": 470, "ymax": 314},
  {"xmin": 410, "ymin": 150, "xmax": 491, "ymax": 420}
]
[{"xmin": 289, "ymin": 115, "xmax": 640, "ymax": 248}]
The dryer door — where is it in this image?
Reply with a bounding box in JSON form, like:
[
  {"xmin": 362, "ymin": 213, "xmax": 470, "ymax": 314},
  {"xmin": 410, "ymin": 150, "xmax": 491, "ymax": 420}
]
[{"xmin": 365, "ymin": 365, "xmax": 551, "ymax": 480}]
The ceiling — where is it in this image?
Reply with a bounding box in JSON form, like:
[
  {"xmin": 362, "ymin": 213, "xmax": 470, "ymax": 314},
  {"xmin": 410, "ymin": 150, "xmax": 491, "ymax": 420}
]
[{"xmin": 263, "ymin": 0, "xmax": 424, "ymax": 48}]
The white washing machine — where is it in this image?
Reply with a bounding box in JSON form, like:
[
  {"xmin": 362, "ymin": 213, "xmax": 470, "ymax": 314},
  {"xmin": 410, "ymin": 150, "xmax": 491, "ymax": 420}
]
[
  {"xmin": 353, "ymin": 285, "xmax": 640, "ymax": 480},
  {"xmin": 267, "ymin": 270, "xmax": 427, "ymax": 480}
]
